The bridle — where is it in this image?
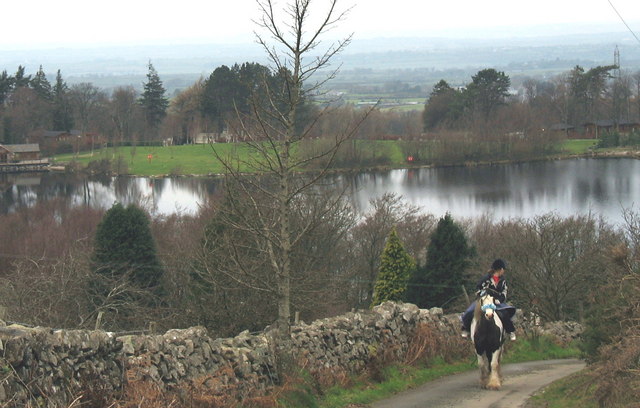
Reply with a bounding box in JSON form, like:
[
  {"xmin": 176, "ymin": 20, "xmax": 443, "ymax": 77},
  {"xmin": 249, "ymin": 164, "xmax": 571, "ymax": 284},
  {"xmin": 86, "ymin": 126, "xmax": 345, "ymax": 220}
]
[{"xmin": 477, "ymin": 288, "xmax": 499, "ymax": 317}]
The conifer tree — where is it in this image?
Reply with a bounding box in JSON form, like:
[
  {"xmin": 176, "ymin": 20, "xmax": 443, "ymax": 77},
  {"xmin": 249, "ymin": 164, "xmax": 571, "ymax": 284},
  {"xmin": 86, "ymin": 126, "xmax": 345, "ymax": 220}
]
[
  {"xmin": 90, "ymin": 203, "xmax": 164, "ymax": 329},
  {"xmin": 372, "ymin": 227, "xmax": 415, "ymax": 306},
  {"xmin": 139, "ymin": 62, "xmax": 168, "ymax": 130},
  {"xmin": 52, "ymin": 70, "xmax": 74, "ymax": 131},
  {"xmin": 13, "ymin": 65, "xmax": 31, "ymax": 88},
  {"xmin": 92, "ymin": 203, "xmax": 163, "ymax": 289},
  {"xmin": 31, "ymin": 65, "xmax": 52, "ymax": 101},
  {"xmin": 406, "ymin": 213, "xmax": 475, "ymax": 308},
  {"xmin": 0, "ymin": 70, "xmax": 13, "ymax": 107}
]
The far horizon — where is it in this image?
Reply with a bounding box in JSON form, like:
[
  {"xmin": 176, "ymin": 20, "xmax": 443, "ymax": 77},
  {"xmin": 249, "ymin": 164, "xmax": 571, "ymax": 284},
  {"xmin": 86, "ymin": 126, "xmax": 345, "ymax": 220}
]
[
  {"xmin": 1, "ymin": 0, "xmax": 639, "ymax": 49},
  {"xmin": 1, "ymin": 20, "xmax": 639, "ymax": 52}
]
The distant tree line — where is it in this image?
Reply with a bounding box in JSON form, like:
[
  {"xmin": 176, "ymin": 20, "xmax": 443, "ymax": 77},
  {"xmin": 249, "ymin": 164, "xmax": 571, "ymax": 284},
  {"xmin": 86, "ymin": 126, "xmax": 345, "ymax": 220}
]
[
  {"xmin": 424, "ymin": 65, "xmax": 640, "ymax": 132},
  {"xmin": 0, "ymin": 63, "xmax": 170, "ymax": 154},
  {"xmin": 3, "ymin": 60, "xmax": 640, "ymax": 165}
]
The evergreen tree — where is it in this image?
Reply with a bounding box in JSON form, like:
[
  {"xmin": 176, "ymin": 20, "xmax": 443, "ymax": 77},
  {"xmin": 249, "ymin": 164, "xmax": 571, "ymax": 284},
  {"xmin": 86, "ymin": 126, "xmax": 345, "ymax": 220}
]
[
  {"xmin": 406, "ymin": 213, "xmax": 475, "ymax": 309},
  {"xmin": 465, "ymin": 68, "xmax": 511, "ymax": 120},
  {"xmin": 92, "ymin": 203, "xmax": 163, "ymax": 288},
  {"xmin": 31, "ymin": 65, "xmax": 52, "ymax": 101},
  {"xmin": 372, "ymin": 227, "xmax": 415, "ymax": 306},
  {"xmin": 0, "ymin": 70, "xmax": 14, "ymax": 106},
  {"xmin": 423, "ymin": 79, "xmax": 464, "ymax": 130},
  {"xmin": 52, "ymin": 70, "xmax": 74, "ymax": 131},
  {"xmin": 13, "ymin": 65, "xmax": 31, "ymax": 88},
  {"xmin": 201, "ymin": 65, "xmax": 241, "ymax": 134},
  {"xmin": 139, "ymin": 62, "xmax": 169, "ymax": 130}
]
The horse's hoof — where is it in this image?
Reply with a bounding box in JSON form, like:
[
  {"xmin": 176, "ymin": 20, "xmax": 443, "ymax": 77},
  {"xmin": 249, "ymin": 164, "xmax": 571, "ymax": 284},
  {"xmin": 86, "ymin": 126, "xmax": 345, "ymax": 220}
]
[{"xmin": 485, "ymin": 382, "xmax": 501, "ymax": 391}]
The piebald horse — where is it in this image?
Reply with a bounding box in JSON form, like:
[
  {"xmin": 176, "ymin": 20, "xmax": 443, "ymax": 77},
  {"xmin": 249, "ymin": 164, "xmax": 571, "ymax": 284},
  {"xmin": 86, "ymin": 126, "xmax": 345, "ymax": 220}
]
[{"xmin": 470, "ymin": 289, "xmax": 505, "ymax": 390}]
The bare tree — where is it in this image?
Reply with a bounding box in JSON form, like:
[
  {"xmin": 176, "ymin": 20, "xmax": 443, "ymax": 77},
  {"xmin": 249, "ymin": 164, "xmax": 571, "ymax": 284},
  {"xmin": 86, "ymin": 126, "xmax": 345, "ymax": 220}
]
[
  {"xmin": 110, "ymin": 86, "xmax": 140, "ymax": 149},
  {"xmin": 485, "ymin": 214, "xmax": 619, "ymax": 321},
  {"xmin": 206, "ymin": 0, "xmax": 371, "ymax": 349},
  {"xmin": 70, "ymin": 83, "xmax": 106, "ymax": 156},
  {"xmin": 633, "ymin": 70, "xmax": 640, "ymax": 121},
  {"xmin": 609, "ymin": 71, "xmax": 633, "ymax": 124},
  {"xmin": 170, "ymin": 79, "xmax": 205, "ymax": 145}
]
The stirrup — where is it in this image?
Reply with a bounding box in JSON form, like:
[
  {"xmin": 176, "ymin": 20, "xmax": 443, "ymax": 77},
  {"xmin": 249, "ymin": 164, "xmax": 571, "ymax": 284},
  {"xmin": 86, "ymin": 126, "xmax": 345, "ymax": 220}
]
[{"xmin": 461, "ymin": 330, "xmax": 470, "ymax": 338}]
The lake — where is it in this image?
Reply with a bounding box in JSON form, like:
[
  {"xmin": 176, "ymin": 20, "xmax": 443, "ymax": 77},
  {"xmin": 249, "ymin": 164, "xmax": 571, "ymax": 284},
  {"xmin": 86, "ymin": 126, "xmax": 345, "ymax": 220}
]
[{"xmin": 1, "ymin": 158, "xmax": 638, "ymax": 224}]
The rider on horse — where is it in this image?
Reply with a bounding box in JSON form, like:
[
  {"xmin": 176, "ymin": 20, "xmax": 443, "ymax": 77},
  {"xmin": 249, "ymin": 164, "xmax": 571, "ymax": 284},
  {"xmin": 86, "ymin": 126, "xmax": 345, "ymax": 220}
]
[{"xmin": 461, "ymin": 259, "xmax": 517, "ymax": 341}]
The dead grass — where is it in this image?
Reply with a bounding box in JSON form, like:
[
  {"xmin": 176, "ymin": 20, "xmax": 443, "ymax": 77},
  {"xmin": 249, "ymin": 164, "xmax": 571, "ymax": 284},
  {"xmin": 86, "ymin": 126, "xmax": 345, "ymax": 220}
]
[{"xmin": 404, "ymin": 322, "xmax": 468, "ymax": 366}]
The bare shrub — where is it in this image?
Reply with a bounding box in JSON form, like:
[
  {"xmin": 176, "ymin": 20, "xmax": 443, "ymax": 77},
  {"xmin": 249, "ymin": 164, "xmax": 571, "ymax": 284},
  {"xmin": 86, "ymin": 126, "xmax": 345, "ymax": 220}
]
[
  {"xmin": 469, "ymin": 213, "xmax": 621, "ymax": 322},
  {"xmin": 0, "ymin": 246, "xmax": 93, "ymax": 327},
  {"xmin": 309, "ymin": 365, "xmax": 352, "ymax": 391},
  {"xmin": 0, "ymin": 199, "xmax": 103, "ymax": 274},
  {"xmin": 405, "ymin": 322, "xmax": 468, "ymax": 366},
  {"xmin": 590, "ymin": 336, "xmax": 640, "ymax": 407},
  {"xmin": 581, "ymin": 209, "xmax": 640, "ymax": 406}
]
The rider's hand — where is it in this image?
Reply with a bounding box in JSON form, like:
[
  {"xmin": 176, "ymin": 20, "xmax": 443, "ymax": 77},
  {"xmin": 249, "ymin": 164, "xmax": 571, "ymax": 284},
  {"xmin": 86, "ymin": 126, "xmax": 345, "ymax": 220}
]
[{"xmin": 494, "ymin": 299, "xmax": 500, "ymax": 304}]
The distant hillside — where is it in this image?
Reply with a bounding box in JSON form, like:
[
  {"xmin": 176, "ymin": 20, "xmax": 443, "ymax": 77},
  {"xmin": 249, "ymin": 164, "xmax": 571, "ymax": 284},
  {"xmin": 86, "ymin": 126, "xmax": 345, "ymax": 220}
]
[{"xmin": 2, "ymin": 29, "xmax": 639, "ymax": 95}]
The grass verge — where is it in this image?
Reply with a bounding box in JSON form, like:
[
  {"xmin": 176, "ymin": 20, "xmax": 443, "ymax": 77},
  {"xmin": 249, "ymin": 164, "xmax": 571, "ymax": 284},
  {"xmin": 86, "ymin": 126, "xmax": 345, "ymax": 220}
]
[
  {"xmin": 525, "ymin": 371, "xmax": 597, "ymax": 408},
  {"xmin": 275, "ymin": 335, "xmax": 583, "ymax": 408}
]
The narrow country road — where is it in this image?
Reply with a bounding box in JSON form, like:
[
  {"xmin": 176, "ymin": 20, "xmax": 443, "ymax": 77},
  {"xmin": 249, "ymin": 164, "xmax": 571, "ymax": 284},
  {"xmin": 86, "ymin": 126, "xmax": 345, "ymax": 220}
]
[{"xmin": 368, "ymin": 359, "xmax": 585, "ymax": 408}]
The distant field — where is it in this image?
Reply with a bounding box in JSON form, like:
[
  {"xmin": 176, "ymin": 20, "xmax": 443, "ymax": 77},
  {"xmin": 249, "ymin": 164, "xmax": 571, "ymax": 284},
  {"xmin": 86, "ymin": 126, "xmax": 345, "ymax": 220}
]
[{"xmin": 340, "ymin": 97, "xmax": 425, "ymax": 112}]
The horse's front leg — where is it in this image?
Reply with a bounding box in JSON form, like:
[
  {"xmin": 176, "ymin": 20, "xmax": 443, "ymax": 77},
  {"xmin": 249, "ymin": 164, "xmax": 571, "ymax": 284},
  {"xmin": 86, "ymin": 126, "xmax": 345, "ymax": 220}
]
[
  {"xmin": 477, "ymin": 354, "xmax": 490, "ymax": 387},
  {"xmin": 485, "ymin": 347, "xmax": 502, "ymax": 390}
]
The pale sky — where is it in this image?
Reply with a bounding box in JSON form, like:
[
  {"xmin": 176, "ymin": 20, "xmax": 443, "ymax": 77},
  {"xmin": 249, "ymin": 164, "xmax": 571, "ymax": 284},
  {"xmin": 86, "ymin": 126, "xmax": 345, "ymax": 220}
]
[{"xmin": 2, "ymin": 0, "xmax": 640, "ymax": 49}]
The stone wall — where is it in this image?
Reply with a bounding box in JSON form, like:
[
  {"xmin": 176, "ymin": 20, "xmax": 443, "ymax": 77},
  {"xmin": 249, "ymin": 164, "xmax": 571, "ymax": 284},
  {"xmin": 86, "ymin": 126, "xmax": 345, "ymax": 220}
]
[{"xmin": 0, "ymin": 302, "xmax": 580, "ymax": 407}]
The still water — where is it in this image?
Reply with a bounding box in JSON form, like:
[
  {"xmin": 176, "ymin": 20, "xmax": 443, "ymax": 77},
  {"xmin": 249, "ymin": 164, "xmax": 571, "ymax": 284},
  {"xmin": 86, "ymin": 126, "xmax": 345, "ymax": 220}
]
[{"xmin": 1, "ymin": 158, "xmax": 639, "ymax": 224}]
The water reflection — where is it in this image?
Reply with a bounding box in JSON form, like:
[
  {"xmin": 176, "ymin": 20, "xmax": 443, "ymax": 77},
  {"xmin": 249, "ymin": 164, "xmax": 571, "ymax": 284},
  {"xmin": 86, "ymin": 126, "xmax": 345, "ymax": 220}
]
[
  {"xmin": 0, "ymin": 173, "xmax": 221, "ymax": 216},
  {"xmin": 0, "ymin": 158, "xmax": 638, "ymax": 223},
  {"xmin": 342, "ymin": 158, "xmax": 639, "ymax": 223}
]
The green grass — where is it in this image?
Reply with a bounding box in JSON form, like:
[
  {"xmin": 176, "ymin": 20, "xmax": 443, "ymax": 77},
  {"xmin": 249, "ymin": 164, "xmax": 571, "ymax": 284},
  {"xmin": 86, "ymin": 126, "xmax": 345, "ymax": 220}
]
[
  {"xmin": 276, "ymin": 335, "xmax": 583, "ymax": 408},
  {"xmin": 503, "ymin": 334, "xmax": 582, "ymax": 364},
  {"xmin": 53, "ymin": 140, "xmax": 412, "ymax": 176},
  {"xmin": 558, "ymin": 139, "xmax": 598, "ymax": 154},
  {"xmin": 53, "ymin": 138, "xmax": 608, "ymax": 177},
  {"xmin": 55, "ymin": 144, "xmax": 259, "ymax": 176},
  {"xmin": 526, "ymin": 371, "xmax": 597, "ymax": 408}
]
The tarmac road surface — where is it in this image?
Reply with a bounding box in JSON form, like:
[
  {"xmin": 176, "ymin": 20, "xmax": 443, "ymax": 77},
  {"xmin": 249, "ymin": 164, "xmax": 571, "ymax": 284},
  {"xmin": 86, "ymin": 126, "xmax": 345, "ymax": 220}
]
[{"xmin": 368, "ymin": 359, "xmax": 585, "ymax": 408}]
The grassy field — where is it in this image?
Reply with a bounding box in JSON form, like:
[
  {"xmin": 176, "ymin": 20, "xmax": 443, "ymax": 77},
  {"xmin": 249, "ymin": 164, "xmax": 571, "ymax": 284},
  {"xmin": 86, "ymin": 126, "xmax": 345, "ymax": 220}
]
[
  {"xmin": 53, "ymin": 138, "xmax": 603, "ymax": 177},
  {"xmin": 54, "ymin": 144, "xmax": 258, "ymax": 176},
  {"xmin": 558, "ymin": 139, "xmax": 599, "ymax": 154},
  {"xmin": 54, "ymin": 140, "xmax": 410, "ymax": 176}
]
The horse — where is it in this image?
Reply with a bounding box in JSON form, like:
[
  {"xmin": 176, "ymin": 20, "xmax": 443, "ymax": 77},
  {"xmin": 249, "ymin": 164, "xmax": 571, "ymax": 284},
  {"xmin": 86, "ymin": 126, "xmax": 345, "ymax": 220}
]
[{"xmin": 470, "ymin": 289, "xmax": 506, "ymax": 390}]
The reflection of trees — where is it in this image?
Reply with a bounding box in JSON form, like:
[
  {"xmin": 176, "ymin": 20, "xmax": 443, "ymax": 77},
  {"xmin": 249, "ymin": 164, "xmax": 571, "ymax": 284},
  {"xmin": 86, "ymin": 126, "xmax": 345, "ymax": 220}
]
[
  {"xmin": 0, "ymin": 173, "xmax": 227, "ymax": 216},
  {"xmin": 113, "ymin": 177, "xmax": 152, "ymax": 210},
  {"xmin": 1, "ymin": 159, "xmax": 637, "ymax": 220}
]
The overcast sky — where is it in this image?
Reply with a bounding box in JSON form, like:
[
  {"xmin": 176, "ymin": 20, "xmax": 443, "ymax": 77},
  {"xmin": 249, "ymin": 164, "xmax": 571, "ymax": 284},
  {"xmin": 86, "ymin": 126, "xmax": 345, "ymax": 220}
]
[{"xmin": 1, "ymin": 0, "xmax": 639, "ymax": 49}]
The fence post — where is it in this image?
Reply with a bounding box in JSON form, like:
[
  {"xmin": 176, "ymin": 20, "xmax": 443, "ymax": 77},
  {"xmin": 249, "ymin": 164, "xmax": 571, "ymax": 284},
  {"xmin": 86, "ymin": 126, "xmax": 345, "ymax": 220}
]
[{"xmin": 461, "ymin": 285, "xmax": 470, "ymax": 305}]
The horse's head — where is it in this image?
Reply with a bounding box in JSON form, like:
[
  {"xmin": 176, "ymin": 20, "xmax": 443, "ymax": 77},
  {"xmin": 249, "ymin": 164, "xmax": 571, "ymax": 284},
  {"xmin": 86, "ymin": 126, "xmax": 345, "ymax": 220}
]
[{"xmin": 477, "ymin": 290, "xmax": 497, "ymax": 320}]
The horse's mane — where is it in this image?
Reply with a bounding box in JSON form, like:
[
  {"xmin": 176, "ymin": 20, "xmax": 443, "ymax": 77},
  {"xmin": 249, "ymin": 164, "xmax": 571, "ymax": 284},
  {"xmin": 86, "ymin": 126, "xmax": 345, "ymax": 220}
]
[{"xmin": 474, "ymin": 300, "xmax": 482, "ymax": 321}]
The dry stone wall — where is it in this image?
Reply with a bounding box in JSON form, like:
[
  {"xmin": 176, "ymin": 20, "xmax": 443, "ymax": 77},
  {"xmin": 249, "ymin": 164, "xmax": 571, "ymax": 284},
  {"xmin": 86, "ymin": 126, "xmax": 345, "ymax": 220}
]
[{"xmin": 0, "ymin": 302, "xmax": 580, "ymax": 407}]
